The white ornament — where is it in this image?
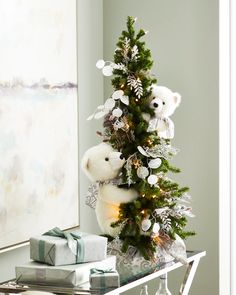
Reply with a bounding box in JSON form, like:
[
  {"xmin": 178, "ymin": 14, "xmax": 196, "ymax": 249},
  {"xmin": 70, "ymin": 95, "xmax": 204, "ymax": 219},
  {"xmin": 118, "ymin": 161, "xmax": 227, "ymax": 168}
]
[
  {"xmin": 113, "ymin": 120, "xmax": 125, "ymax": 130},
  {"xmin": 121, "ymin": 95, "xmax": 129, "ymax": 105},
  {"xmin": 137, "ymin": 146, "xmax": 150, "ymax": 157},
  {"xmin": 141, "ymin": 219, "xmax": 152, "ymax": 232},
  {"xmin": 148, "ymin": 158, "xmax": 162, "ymax": 169},
  {"xmin": 112, "ymin": 91, "xmax": 129, "ymax": 106},
  {"xmin": 102, "ymin": 65, "xmax": 113, "ymax": 76},
  {"xmin": 104, "ymin": 98, "xmax": 115, "ymax": 110},
  {"xmin": 147, "ymin": 174, "xmax": 158, "ymax": 185},
  {"xmin": 94, "ymin": 111, "xmax": 106, "ymax": 119},
  {"xmin": 87, "ymin": 114, "xmax": 95, "ymax": 121},
  {"xmin": 155, "ymin": 207, "xmax": 169, "ymax": 215},
  {"xmin": 137, "ymin": 166, "xmax": 149, "ymax": 179},
  {"xmin": 152, "ymin": 222, "xmax": 160, "ymax": 234},
  {"xmin": 112, "ymin": 108, "xmax": 123, "ymax": 118},
  {"xmin": 96, "ymin": 59, "xmax": 105, "ymax": 69},
  {"xmin": 112, "ymin": 90, "xmax": 124, "ymax": 100}
]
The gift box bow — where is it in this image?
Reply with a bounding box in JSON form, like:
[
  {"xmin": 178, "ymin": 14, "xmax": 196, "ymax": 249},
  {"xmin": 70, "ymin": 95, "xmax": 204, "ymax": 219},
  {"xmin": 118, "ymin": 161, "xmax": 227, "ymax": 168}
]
[
  {"xmin": 90, "ymin": 268, "xmax": 116, "ymax": 275},
  {"xmin": 39, "ymin": 227, "xmax": 85, "ymax": 263}
]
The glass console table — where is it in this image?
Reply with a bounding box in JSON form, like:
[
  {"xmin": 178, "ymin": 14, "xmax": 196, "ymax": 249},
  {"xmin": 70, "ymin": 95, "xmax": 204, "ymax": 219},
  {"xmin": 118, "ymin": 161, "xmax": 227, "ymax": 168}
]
[{"xmin": 0, "ymin": 250, "xmax": 206, "ymax": 295}]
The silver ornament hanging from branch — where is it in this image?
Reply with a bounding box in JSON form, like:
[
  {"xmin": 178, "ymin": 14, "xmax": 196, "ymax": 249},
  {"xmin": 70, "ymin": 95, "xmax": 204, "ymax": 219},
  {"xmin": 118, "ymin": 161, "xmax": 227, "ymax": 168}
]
[
  {"xmin": 137, "ymin": 166, "xmax": 149, "ymax": 179},
  {"xmin": 141, "ymin": 218, "xmax": 152, "ymax": 232},
  {"xmin": 127, "ymin": 75, "xmax": 143, "ymax": 98},
  {"xmin": 137, "ymin": 141, "xmax": 179, "ymax": 160}
]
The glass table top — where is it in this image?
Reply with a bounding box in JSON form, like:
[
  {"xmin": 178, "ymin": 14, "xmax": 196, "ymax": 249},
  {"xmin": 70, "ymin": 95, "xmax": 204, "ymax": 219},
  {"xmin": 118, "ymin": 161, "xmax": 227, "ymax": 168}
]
[{"xmin": 0, "ymin": 250, "xmax": 206, "ymax": 295}]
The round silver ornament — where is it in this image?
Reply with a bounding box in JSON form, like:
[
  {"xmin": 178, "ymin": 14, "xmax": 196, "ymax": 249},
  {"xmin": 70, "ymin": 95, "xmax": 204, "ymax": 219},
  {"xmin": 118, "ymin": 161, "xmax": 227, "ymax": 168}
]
[
  {"xmin": 112, "ymin": 90, "xmax": 124, "ymax": 100},
  {"xmin": 102, "ymin": 65, "xmax": 113, "ymax": 76},
  {"xmin": 152, "ymin": 222, "xmax": 160, "ymax": 234},
  {"xmin": 148, "ymin": 158, "xmax": 162, "ymax": 169},
  {"xmin": 112, "ymin": 108, "xmax": 123, "ymax": 118},
  {"xmin": 141, "ymin": 219, "xmax": 152, "ymax": 232},
  {"xmin": 96, "ymin": 59, "xmax": 105, "ymax": 69},
  {"xmin": 137, "ymin": 166, "xmax": 149, "ymax": 179},
  {"xmin": 147, "ymin": 174, "xmax": 158, "ymax": 185},
  {"xmin": 104, "ymin": 98, "xmax": 115, "ymax": 110}
]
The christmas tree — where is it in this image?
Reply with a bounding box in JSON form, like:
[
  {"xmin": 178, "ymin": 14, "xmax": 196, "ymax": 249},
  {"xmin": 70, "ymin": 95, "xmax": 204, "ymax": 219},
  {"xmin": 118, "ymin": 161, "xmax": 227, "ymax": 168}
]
[{"xmin": 88, "ymin": 16, "xmax": 195, "ymax": 260}]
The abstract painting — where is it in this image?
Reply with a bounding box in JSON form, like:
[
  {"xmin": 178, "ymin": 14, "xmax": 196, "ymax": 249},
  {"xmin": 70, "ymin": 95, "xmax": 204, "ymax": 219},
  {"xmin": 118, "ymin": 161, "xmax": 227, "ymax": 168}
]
[{"xmin": 0, "ymin": 0, "xmax": 78, "ymax": 250}]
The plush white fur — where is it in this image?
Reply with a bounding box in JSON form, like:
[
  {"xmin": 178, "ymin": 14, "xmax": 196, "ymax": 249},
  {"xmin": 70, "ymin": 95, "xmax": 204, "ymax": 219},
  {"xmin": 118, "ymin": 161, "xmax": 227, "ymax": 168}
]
[
  {"xmin": 144, "ymin": 85, "xmax": 181, "ymax": 139},
  {"xmin": 81, "ymin": 142, "xmax": 138, "ymax": 236}
]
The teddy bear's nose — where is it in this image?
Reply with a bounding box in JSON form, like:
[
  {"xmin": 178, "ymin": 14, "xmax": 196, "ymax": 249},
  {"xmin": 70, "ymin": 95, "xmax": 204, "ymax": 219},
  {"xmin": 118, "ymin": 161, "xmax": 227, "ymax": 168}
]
[
  {"xmin": 153, "ymin": 103, "xmax": 158, "ymax": 108},
  {"xmin": 120, "ymin": 154, "xmax": 124, "ymax": 160}
]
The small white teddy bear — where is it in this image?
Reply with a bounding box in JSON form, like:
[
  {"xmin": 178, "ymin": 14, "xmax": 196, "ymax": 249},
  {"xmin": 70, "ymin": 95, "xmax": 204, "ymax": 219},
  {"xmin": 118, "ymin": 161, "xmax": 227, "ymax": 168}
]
[
  {"xmin": 81, "ymin": 142, "xmax": 138, "ymax": 236},
  {"xmin": 144, "ymin": 85, "xmax": 181, "ymax": 139}
]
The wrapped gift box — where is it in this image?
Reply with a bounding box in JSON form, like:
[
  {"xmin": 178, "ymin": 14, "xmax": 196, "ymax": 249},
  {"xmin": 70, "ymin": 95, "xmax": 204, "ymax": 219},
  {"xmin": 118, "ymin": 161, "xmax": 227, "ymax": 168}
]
[
  {"xmin": 90, "ymin": 268, "xmax": 120, "ymax": 290},
  {"xmin": 15, "ymin": 255, "xmax": 116, "ymax": 287},
  {"xmin": 30, "ymin": 229, "xmax": 107, "ymax": 266}
]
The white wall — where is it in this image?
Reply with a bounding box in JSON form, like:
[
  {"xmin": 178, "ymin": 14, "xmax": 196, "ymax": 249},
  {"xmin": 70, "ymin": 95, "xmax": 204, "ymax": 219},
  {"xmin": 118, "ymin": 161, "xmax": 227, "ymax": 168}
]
[
  {"xmin": 77, "ymin": 0, "xmax": 104, "ymax": 234},
  {"xmin": 0, "ymin": 0, "xmax": 103, "ymax": 282},
  {"xmin": 103, "ymin": 1, "xmax": 219, "ymax": 294}
]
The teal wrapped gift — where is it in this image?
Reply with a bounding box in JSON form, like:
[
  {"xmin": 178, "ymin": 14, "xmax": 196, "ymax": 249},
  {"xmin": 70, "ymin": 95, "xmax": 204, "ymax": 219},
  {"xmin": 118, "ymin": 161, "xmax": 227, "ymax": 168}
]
[
  {"xmin": 16, "ymin": 256, "xmax": 116, "ymax": 287},
  {"xmin": 30, "ymin": 227, "xmax": 107, "ymax": 266},
  {"xmin": 90, "ymin": 268, "xmax": 120, "ymax": 290}
]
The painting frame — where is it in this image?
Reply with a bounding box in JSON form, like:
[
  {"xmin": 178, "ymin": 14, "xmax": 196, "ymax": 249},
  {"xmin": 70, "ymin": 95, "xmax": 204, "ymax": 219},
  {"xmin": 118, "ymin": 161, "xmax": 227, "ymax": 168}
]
[{"xmin": 0, "ymin": 0, "xmax": 80, "ymax": 252}]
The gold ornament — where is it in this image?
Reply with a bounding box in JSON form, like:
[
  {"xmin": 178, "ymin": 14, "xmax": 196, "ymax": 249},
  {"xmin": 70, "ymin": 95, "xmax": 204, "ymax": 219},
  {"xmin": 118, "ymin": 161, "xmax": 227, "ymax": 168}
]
[
  {"xmin": 121, "ymin": 116, "xmax": 131, "ymax": 132},
  {"xmin": 132, "ymin": 158, "xmax": 142, "ymax": 169}
]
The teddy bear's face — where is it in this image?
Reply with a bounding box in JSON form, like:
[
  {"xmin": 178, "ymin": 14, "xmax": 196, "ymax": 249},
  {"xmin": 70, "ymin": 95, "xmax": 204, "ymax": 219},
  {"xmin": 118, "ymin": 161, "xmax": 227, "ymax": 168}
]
[
  {"xmin": 149, "ymin": 85, "xmax": 181, "ymax": 118},
  {"xmin": 81, "ymin": 143, "xmax": 125, "ymax": 182}
]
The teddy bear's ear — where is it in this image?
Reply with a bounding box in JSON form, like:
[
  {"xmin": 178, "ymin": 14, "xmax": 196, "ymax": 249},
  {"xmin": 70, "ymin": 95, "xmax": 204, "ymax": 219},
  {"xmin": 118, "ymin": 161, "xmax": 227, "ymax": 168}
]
[
  {"xmin": 81, "ymin": 153, "xmax": 90, "ymax": 173},
  {"xmin": 173, "ymin": 92, "xmax": 181, "ymax": 107}
]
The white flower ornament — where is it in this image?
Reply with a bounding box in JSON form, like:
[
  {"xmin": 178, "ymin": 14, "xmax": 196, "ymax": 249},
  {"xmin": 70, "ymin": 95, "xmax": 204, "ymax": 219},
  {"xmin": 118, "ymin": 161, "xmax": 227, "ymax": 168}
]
[{"xmin": 87, "ymin": 90, "xmax": 129, "ymax": 120}]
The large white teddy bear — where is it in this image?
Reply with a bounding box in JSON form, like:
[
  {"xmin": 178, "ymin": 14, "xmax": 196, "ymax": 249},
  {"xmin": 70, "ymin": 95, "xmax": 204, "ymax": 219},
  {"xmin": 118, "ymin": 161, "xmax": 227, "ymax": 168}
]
[
  {"xmin": 144, "ymin": 85, "xmax": 181, "ymax": 139},
  {"xmin": 81, "ymin": 142, "xmax": 138, "ymax": 236}
]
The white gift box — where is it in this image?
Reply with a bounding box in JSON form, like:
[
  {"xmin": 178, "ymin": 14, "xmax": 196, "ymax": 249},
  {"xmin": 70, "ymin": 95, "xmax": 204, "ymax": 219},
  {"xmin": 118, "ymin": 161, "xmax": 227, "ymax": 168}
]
[
  {"xmin": 30, "ymin": 230, "xmax": 107, "ymax": 266},
  {"xmin": 16, "ymin": 255, "xmax": 116, "ymax": 287}
]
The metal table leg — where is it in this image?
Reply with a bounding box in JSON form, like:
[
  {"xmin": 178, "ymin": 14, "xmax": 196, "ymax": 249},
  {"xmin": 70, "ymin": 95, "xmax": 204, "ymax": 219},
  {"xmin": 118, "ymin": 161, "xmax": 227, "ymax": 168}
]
[{"xmin": 179, "ymin": 257, "xmax": 200, "ymax": 295}]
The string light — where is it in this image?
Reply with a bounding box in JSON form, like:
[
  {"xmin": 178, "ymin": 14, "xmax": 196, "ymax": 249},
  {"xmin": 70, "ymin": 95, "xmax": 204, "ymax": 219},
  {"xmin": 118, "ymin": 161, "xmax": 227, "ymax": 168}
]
[
  {"xmin": 141, "ymin": 210, "xmax": 145, "ymax": 214},
  {"xmin": 147, "ymin": 139, "xmax": 153, "ymax": 146}
]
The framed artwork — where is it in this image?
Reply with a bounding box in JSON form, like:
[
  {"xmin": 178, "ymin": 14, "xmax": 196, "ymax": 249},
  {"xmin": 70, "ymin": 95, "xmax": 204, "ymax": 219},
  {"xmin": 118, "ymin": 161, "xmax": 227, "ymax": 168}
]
[{"xmin": 0, "ymin": 0, "xmax": 79, "ymax": 250}]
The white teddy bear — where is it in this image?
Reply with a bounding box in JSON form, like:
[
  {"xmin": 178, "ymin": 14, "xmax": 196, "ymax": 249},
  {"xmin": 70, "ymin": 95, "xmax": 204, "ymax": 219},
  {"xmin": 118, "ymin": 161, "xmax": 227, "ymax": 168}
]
[
  {"xmin": 144, "ymin": 85, "xmax": 181, "ymax": 139},
  {"xmin": 81, "ymin": 142, "xmax": 138, "ymax": 236}
]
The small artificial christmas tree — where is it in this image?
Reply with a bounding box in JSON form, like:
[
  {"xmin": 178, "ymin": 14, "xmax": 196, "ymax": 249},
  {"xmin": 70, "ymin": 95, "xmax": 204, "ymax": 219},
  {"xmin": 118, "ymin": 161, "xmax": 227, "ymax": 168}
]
[{"xmin": 86, "ymin": 16, "xmax": 195, "ymax": 261}]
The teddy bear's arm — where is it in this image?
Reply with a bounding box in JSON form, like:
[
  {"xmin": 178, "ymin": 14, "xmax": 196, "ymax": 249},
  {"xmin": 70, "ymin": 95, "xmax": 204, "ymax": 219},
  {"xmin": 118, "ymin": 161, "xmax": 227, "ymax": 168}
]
[{"xmin": 99, "ymin": 184, "xmax": 138, "ymax": 205}]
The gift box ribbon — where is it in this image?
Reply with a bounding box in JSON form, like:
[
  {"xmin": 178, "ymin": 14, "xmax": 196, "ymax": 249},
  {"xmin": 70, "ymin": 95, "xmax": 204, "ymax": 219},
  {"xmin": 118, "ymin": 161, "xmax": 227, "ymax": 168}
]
[
  {"xmin": 90, "ymin": 268, "xmax": 117, "ymax": 289},
  {"xmin": 39, "ymin": 227, "xmax": 85, "ymax": 263}
]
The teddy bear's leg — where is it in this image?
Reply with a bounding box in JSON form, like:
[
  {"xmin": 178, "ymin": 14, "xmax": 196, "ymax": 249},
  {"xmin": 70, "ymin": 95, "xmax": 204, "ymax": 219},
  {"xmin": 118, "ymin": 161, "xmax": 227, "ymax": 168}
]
[{"xmin": 95, "ymin": 199, "xmax": 121, "ymax": 236}]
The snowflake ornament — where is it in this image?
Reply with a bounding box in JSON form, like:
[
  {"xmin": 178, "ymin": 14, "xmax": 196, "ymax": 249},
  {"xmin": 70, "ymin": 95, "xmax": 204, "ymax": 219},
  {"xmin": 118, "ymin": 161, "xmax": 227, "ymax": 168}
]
[{"xmin": 85, "ymin": 183, "xmax": 98, "ymax": 209}]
